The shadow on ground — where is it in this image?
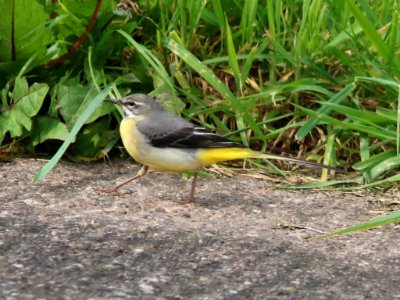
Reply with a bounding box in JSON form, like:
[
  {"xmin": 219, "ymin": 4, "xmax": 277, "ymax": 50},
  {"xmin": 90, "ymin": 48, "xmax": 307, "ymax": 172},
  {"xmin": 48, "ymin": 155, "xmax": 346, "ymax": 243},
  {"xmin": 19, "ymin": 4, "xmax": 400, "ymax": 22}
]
[{"xmin": 1, "ymin": 158, "xmax": 399, "ymax": 299}]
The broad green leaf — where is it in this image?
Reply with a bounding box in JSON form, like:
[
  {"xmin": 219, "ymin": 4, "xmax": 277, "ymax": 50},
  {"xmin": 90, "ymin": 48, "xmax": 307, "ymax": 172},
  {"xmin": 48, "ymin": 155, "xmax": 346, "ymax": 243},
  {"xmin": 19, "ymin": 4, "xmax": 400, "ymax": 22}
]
[
  {"xmin": 13, "ymin": 77, "xmax": 29, "ymax": 101},
  {"xmin": 30, "ymin": 116, "xmax": 70, "ymax": 147},
  {"xmin": 55, "ymin": 81, "xmax": 114, "ymax": 128},
  {"xmin": 68, "ymin": 119, "xmax": 115, "ymax": 159},
  {"xmin": 0, "ymin": 109, "xmax": 30, "ymax": 138},
  {"xmin": 0, "ymin": 0, "xmax": 52, "ymax": 61},
  {"xmin": 0, "ymin": 78, "xmax": 48, "ymax": 142},
  {"xmin": 15, "ymin": 82, "xmax": 49, "ymax": 118},
  {"xmin": 61, "ymin": 0, "xmax": 112, "ymax": 17},
  {"xmin": 76, "ymin": 89, "xmax": 116, "ymax": 125},
  {"xmin": 56, "ymin": 82, "xmax": 88, "ymax": 126}
]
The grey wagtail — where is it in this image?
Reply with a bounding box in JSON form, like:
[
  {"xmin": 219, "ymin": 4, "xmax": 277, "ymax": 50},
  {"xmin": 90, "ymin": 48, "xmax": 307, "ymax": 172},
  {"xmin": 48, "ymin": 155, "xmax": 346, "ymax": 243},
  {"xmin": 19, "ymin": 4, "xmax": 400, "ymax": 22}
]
[{"xmin": 104, "ymin": 94, "xmax": 343, "ymax": 201}]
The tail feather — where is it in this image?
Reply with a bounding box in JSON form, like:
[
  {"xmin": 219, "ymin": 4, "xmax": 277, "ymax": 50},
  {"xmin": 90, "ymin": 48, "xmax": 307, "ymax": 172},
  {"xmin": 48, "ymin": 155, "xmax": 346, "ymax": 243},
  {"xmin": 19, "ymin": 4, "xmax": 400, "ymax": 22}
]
[
  {"xmin": 197, "ymin": 147, "xmax": 348, "ymax": 172},
  {"xmin": 259, "ymin": 152, "xmax": 347, "ymax": 173}
]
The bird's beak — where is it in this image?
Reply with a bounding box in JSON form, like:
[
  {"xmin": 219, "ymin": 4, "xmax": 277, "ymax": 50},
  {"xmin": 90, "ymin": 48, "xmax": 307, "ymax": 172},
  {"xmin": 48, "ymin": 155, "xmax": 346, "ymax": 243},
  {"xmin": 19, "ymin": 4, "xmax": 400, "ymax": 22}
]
[{"xmin": 104, "ymin": 98, "xmax": 120, "ymax": 105}]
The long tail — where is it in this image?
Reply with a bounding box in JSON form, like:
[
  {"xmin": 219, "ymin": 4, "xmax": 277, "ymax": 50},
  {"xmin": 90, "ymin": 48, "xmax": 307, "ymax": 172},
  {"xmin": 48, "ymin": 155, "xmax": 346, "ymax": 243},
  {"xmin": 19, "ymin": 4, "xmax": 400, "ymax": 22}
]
[
  {"xmin": 197, "ymin": 147, "xmax": 348, "ymax": 172},
  {"xmin": 260, "ymin": 151, "xmax": 347, "ymax": 172}
]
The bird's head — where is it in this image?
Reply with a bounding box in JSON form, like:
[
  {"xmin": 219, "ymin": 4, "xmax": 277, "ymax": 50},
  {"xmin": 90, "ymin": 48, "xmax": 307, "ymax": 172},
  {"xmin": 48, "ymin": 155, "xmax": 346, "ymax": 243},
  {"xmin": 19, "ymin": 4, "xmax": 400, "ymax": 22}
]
[{"xmin": 104, "ymin": 94, "xmax": 163, "ymax": 117}]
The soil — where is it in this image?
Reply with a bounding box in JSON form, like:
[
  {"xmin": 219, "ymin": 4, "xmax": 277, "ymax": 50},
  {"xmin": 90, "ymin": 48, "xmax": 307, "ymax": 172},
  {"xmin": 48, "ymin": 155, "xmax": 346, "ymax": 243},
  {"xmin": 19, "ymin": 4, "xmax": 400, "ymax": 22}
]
[{"xmin": 1, "ymin": 158, "xmax": 399, "ymax": 299}]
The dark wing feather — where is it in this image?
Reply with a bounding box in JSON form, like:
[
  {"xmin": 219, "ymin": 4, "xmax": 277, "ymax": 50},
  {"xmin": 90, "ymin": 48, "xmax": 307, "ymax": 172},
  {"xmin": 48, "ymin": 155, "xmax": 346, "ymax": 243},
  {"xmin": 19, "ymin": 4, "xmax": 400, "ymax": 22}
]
[
  {"xmin": 136, "ymin": 110, "xmax": 244, "ymax": 148},
  {"xmin": 174, "ymin": 126, "xmax": 244, "ymax": 148}
]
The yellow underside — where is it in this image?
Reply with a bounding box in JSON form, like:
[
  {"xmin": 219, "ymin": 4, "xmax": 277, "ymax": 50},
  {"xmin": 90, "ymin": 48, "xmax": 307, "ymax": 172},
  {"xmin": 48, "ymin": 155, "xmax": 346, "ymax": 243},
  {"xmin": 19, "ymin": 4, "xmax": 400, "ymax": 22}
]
[
  {"xmin": 197, "ymin": 147, "xmax": 260, "ymax": 167},
  {"xmin": 120, "ymin": 118, "xmax": 260, "ymax": 172}
]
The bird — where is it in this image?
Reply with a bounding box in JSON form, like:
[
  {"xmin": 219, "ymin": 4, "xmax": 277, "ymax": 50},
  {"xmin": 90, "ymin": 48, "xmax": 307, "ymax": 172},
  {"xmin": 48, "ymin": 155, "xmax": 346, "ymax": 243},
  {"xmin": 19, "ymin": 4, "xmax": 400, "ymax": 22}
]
[{"xmin": 103, "ymin": 93, "xmax": 344, "ymax": 202}]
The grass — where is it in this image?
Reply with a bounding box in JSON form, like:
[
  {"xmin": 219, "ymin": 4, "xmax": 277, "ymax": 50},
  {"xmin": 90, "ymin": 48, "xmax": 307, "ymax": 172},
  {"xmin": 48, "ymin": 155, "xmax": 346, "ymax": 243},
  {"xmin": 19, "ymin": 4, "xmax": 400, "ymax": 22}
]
[{"xmin": 1, "ymin": 0, "xmax": 400, "ymax": 235}]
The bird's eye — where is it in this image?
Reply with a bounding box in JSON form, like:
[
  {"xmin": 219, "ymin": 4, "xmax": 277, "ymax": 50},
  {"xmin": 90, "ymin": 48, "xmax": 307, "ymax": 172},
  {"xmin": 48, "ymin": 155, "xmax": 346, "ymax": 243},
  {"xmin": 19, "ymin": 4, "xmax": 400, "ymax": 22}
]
[{"xmin": 127, "ymin": 101, "xmax": 136, "ymax": 107}]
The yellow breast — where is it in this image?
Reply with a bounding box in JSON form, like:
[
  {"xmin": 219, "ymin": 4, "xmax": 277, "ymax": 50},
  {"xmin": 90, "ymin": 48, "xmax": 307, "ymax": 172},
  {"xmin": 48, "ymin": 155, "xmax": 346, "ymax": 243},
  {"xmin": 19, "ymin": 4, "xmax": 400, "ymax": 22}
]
[
  {"xmin": 119, "ymin": 117, "xmax": 145, "ymax": 163},
  {"xmin": 119, "ymin": 117, "xmax": 202, "ymax": 172}
]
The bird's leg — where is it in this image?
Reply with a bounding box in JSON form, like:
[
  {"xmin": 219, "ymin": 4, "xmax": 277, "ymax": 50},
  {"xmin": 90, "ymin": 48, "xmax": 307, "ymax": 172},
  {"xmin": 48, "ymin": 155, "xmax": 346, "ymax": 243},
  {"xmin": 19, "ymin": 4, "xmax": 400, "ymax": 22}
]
[
  {"xmin": 189, "ymin": 171, "xmax": 199, "ymax": 201},
  {"xmin": 179, "ymin": 171, "xmax": 199, "ymax": 204},
  {"xmin": 100, "ymin": 165, "xmax": 149, "ymax": 195}
]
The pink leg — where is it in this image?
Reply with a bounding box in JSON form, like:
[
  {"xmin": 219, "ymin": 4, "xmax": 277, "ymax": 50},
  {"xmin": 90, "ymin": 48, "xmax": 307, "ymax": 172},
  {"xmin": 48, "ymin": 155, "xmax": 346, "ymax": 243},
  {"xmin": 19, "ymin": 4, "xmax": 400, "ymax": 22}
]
[
  {"xmin": 101, "ymin": 165, "xmax": 148, "ymax": 195},
  {"xmin": 189, "ymin": 172, "xmax": 198, "ymax": 202},
  {"xmin": 179, "ymin": 172, "xmax": 199, "ymax": 204}
]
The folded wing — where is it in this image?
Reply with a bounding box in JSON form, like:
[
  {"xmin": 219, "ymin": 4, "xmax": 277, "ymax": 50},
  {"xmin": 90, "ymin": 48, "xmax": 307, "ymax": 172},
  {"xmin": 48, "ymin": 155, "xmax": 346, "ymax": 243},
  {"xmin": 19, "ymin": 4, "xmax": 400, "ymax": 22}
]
[{"xmin": 136, "ymin": 110, "xmax": 244, "ymax": 149}]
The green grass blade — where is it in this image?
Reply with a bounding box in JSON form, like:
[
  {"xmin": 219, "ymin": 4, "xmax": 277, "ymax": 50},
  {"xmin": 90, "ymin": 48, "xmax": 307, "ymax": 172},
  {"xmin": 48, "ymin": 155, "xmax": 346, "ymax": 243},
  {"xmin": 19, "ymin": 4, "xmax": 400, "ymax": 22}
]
[
  {"xmin": 387, "ymin": 9, "xmax": 398, "ymax": 69},
  {"xmin": 296, "ymin": 84, "xmax": 356, "ymax": 139},
  {"xmin": 397, "ymin": 85, "xmax": 400, "ymax": 155},
  {"xmin": 366, "ymin": 155, "xmax": 400, "ymax": 180},
  {"xmin": 355, "ymin": 76, "xmax": 399, "ymax": 88},
  {"xmin": 88, "ymin": 46, "xmax": 101, "ymax": 92},
  {"xmin": 187, "ymin": 0, "xmax": 207, "ymax": 45},
  {"xmin": 163, "ymin": 34, "xmax": 265, "ymax": 145},
  {"xmin": 321, "ymin": 129, "xmax": 336, "ymax": 181},
  {"xmin": 346, "ymin": 0, "xmax": 390, "ymax": 63},
  {"xmin": 317, "ymin": 210, "xmax": 400, "ymax": 238},
  {"xmin": 241, "ymin": 41, "xmax": 268, "ymax": 85},
  {"xmin": 278, "ymin": 178, "xmax": 363, "ymax": 189},
  {"xmin": 116, "ymin": 29, "xmax": 174, "ymax": 90},
  {"xmin": 240, "ymin": 0, "xmax": 257, "ymax": 43},
  {"xmin": 225, "ymin": 17, "xmax": 242, "ymax": 94},
  {"xmin": 318, "ymin": 102, "xmax": 395, "ymax": 125},
  {"xmin": 266, "ymin": 33, "xmax": 296, "ymax": 65},
  {"xmin": 324, "ymin": 22, "xmax": 363, "ymax": 50},
  {"xmin": 210, "ymin": 0, "xmax": 225, "ymax": 28},
  {"xmin": 360, "ymin": 173, "xmax": 400, "ymax": 188},
  {"xmin": 202, "ymin": 54, "xmax": 272, "ymax": 65},
  {"xmin": 33, "ymin": 87, "xmax": 110, "ymax": 182},
  {"xmin": 352, "ymin": 150, "xmax": 396, "ymax": 170},
  {"xmin": 295, "ymin": 105, "xmax": 396, "ymax": 141},
  {"xmin": 376, "ymin": 108, "xmax": 397, "ymax": 122},
  {"xmin": 267, "ymin": 0, "xmax": 276, "ymax": 35},
  {"xmin": 359, "ymin": 132, "xmax": 370, "ymax": 162}
]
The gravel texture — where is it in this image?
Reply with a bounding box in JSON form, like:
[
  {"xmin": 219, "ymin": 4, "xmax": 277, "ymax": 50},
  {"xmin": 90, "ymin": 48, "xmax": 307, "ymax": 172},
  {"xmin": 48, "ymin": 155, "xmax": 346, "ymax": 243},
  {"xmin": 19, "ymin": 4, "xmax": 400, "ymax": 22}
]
[{"xmin": 1, "ymin": 158, "xmax": 399, "ymax": 299}]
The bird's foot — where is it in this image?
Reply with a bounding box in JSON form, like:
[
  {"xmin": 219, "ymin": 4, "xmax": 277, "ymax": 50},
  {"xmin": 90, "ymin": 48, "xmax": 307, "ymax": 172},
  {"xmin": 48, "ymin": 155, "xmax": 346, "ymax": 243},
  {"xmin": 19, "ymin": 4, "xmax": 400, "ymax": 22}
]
[
  {"xmin": 178, "ymin": 197, "xmax": 208, "ymax": 207},
  {"xmin": 94, "ymin": 186, "xmax": 123, "ymax": 196},
  {"xmin": 178, "ymin": 198, "xmax": 195, "ymax": 205}
]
